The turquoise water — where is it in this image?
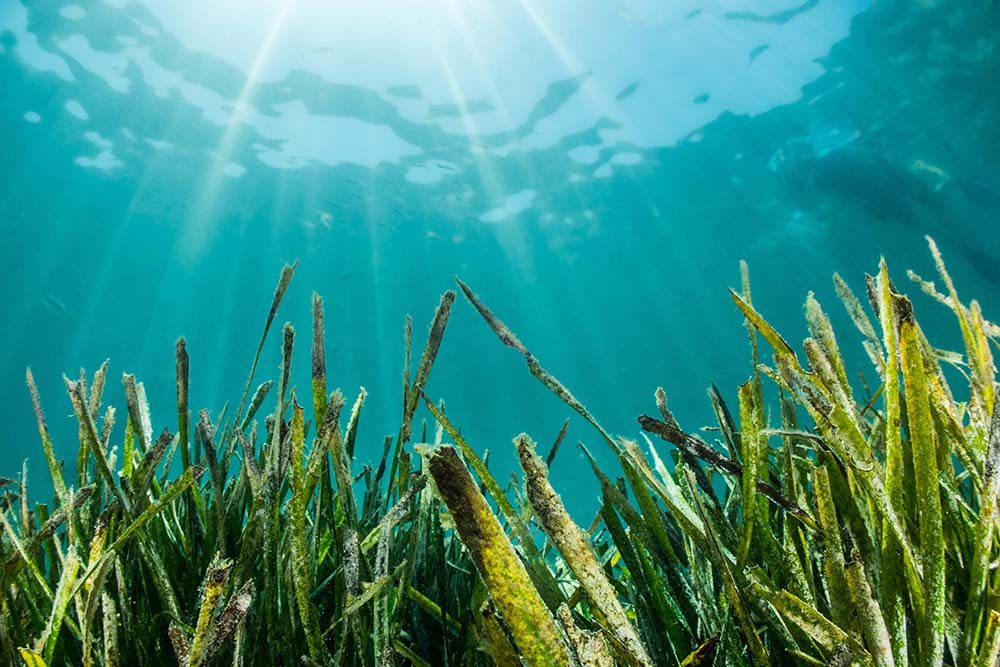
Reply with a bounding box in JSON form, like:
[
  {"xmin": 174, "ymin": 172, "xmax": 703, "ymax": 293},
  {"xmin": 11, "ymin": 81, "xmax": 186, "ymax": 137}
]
[{"xmin": 1, "ymin": 0, "xmax": 997, "ymax": 516}]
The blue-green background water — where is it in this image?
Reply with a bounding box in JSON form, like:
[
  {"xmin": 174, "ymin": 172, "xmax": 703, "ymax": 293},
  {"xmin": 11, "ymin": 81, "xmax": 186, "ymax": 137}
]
[{"xmin": 2, "ymin": 0, "xmax": 998, "ymax": 518}]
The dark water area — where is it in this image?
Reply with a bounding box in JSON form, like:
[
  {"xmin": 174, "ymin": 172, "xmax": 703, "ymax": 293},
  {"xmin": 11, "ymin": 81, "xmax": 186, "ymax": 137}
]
[{"xmin": 1, "ymin": 0, "xmax": 998, "ymax": 520}]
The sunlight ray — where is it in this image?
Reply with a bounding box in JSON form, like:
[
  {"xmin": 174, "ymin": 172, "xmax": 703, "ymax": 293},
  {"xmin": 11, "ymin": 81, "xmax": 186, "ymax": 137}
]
[{"xmin": 179, "ymin": 2, "xmax": 292, "ymax": 260}]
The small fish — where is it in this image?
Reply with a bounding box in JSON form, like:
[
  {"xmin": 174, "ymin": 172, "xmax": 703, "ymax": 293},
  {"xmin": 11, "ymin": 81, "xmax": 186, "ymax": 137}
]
[
  {"xmin": 617, "ymin": 10, "xmax": 645, "ymax": 24},
  {"xmin": 43, "ymin": 293, "xmax": 69, "ymax": 314},
  {"xmin": 749, "ymin": 44, "xmax": 770, "ymax": 64},
  {"xmin": 435, "ymin": 162, "xmax": 457, "ymax": 172},
  {"xmin": 615, "ymin": 81, "xmax": 640, "ymax": 101}
]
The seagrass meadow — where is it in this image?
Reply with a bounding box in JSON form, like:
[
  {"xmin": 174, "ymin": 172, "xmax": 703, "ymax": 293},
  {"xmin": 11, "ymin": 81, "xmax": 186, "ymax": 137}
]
[{"xmin": 1, "ymin": 237, "xmax": 998, "ymax": 667}]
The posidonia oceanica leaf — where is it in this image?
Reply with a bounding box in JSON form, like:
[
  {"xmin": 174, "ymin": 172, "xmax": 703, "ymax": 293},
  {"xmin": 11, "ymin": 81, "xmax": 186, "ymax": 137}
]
[
  {"xmin": 18, "ymin": 648, "xmax": 47, "ymax": 667},
  {"xmin": 750, "ymin": 581, "xmax": 871, "ymax": 665},
  {"xmin": 899, "ymin": 300, "xmax": 947, "ymax": 667},
  {"xmin": 678, "ymin": 635, "xmax": 720, "ymax": 667},
  {"xmin": 962, "ymin": 397, "xmax": 1000, "ymax": 664},
  {"xmin": 730, "ymin": 289, "xmax": 798, "ymax": 364},
  {"xmin": 516, "ymin": 434, "xmax": 652, "ymax": 667},
  {"xmin": 426, "ymin": 445, "xmax": 574, "ymax": 666},
  {"xmin": 456, "ymin": 277, "xmax": 619, "ymax": 453},
  {"xmin": 682, "ymin": 467, "xmax": 769, "ymax": 667}
]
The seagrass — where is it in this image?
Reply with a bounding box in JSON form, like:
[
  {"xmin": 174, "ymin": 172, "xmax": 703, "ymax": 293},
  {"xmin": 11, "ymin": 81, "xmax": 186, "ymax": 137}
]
[{"xmin": 1, "ymin": 237, "xmax": 996, "ymax": 667}]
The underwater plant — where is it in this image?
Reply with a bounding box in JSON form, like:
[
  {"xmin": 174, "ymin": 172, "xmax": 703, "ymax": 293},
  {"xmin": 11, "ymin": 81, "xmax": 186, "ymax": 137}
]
[{"xmin": 1, "ymin": 237, "xmax": 997, "ymax": 667}]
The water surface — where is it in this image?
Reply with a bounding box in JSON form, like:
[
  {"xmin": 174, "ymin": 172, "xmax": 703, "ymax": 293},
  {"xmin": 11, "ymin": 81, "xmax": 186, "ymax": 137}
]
[{"xmin": 2, "ymin": 0, "xmax": 998, "ymax": 516}]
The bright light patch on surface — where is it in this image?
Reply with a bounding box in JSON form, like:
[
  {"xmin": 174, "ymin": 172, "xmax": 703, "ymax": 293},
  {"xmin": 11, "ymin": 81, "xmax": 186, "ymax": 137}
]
[
  {"xmin": 64, "ymin": 99, "xmax": 89, "ymax": 120},
  {"xmin": 75, "ymin": 131, "xmax": 123, "ymax": 170},
  {"xmin": 594, "ymin": 152, "xmax": 642, "ymax": 178},
  {"xmin": 0, "ymin": 2, "xmax": 75, "ymax": 80},
  {"xmin": 405, "ymin": 160, "xmax": 460, "ymax": 184},
  {"xmin": 222, "ymin": 162, "xmax": 246, "ymax": 178},
  {"xmin": 251, "ymin": 100, "xmax": 422, "ymax": 169},
  {"xmin": 145, "ymin": 137, "xmax": 173, "ymax": 150},
  {"xmin": 23, "ymin": 111, "xmax": 41, "ymax": 123},
  {"xmin": 57, "ymin": 35, "xmax": 131, "ymax": 94},
  {"xmin": 480, "ymin": 189, "xmax": 537, "ymax": 222},
  {"xmin": 129, "ymin": 48, "xmax": 232, "ymax": 124}
]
